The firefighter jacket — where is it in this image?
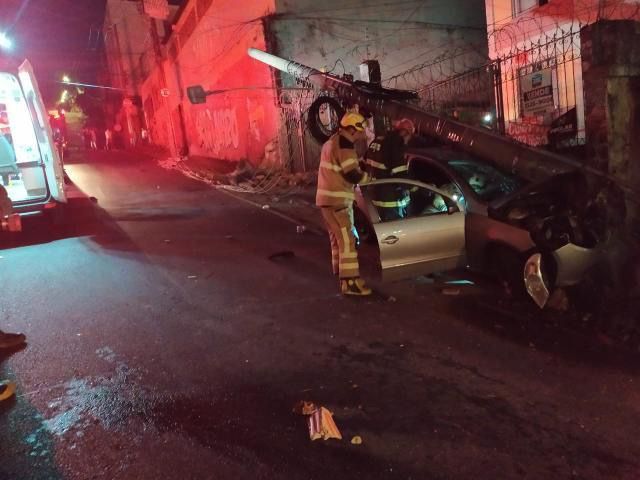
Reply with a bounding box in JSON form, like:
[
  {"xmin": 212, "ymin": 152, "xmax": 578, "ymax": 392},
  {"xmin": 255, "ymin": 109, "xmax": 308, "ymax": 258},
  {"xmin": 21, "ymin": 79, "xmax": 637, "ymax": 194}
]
[
  {"xmin": 364, "ymin": 136, "xmax": 387, "ymax": 179},
  {"xmin": 316, "ymin": 130, "xmax": 370, "ymax": 208},
  {"xmin": 364, "ymin": 131, "xmax": 411, "ymax": 215}
]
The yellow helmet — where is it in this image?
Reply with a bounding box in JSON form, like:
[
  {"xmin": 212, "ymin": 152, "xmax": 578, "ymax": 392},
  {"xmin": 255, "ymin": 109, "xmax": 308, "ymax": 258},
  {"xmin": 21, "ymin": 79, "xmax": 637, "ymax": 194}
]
[{"xmin": 340, "ymin": 112, "xmax": 366, "ymax": 132}]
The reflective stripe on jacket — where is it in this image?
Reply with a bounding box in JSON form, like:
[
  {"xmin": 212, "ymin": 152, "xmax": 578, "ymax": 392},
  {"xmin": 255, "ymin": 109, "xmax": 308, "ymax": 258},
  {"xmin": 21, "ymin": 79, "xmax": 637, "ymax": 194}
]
[{"xmin": 316, "ymin": 131, "xmax": 369, "ymax": 208}]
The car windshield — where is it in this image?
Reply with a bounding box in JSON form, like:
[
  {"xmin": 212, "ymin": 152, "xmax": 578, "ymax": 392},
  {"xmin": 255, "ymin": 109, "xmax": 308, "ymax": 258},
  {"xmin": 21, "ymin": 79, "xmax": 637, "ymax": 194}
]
[{"xmin": 447, "ymin": 159, "xmax": 525, "ymax": 202}]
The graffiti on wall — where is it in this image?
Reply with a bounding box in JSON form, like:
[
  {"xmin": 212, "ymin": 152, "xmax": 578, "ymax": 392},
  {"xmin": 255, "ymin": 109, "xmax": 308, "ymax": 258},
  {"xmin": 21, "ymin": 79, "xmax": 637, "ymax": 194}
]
[{"xmin": 194, "ymin": 107, "xmax": 240, "ymax": 155}]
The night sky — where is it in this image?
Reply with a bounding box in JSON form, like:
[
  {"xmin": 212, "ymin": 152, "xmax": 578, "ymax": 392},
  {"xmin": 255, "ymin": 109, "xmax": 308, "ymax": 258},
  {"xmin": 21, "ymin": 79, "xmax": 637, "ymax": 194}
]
[{"xmin": 0, "ymin": 0, "xmax": 107, "ymax": 103}]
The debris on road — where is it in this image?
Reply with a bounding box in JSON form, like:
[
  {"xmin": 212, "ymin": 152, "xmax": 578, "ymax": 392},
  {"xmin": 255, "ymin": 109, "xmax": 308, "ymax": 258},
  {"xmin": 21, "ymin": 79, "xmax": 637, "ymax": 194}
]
[
  {"xmin": 294, "ymin": 401, "xmax": 342, "ymax": 441},
  {"xmin": 0, "ymin": 380, "xmax": 16, "ymax": 401},
  {"xmin": 268, "ymin": 250, "xmax": 295, "ymax": 262},
  {"xmin": 351, "ymin": 436, "xmax": 363, "ymax": 445},
  {"xmin": 309, "ymin": 406, "xmax": 342, "ymax": 441},
  {"xmin": 293, "ymin": 400, "xmax": 318, "ymax": 415}
]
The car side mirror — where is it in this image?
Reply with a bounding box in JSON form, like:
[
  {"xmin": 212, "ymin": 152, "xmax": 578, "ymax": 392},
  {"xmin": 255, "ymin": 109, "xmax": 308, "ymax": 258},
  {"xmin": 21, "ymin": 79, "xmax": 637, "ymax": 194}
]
[{"xmin": 186, "ymin": 85, "xmax": 208, "ymax": 105}]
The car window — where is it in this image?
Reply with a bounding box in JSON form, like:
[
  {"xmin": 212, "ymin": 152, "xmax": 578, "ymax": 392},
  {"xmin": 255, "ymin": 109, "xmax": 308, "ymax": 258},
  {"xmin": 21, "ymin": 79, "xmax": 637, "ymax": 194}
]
[
  {"xmin": 364, "ymin": 182, "xmax": 458, "ymax": 223},
  {"xmin": 409, "ymin": 158, "xmax": 466, "ymax": 208},
  {"xmin": 447, "ymin": 159, "xmax": 524, "ymax": 202}
]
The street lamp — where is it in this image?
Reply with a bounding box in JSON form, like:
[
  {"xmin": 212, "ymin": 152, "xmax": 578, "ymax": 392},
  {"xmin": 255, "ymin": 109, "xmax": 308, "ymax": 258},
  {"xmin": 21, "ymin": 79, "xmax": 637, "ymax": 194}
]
[
  {"xmin": 0, "ymin": 32, "xmax": 13, "ymax": 50},
  {"xmin": 62, "ymin": 75, "xmax": 71, "ymax": 83}
]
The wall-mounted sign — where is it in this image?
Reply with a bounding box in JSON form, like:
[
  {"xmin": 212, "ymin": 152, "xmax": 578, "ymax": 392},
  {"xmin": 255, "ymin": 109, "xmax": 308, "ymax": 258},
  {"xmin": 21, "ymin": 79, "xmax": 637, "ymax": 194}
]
[
  {"xmin": 520, "ymin": 67, "xmax": 554, "ymax": 115},
  {"xmin": 143, "ymin": 0, "xmax": 170, "ymax": 20},
  {"xmin": 548, "ymin": 107, "xmax": 577, "ymax": 146}
]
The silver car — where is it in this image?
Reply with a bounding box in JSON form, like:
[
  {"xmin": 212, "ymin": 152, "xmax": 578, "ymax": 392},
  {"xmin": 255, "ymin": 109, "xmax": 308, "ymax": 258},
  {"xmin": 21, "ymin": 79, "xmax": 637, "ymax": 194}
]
[{"xmin": 355, "ymin": 148, "xmax": 604, "ymax": 307}]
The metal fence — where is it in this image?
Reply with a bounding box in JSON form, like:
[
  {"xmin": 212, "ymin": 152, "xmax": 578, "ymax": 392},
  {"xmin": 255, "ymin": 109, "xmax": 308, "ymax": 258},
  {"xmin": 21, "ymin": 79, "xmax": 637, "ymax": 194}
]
[
  {"xmin": 417, "ymin": 64, "xmax": 496, "ymax": 126},
  {"xmin": 494, "ymin": 27, "xmax": 584, "ymax": 150},
  {"xmin": 413, "ymin": 27, "xmax": 584, "ymax": 151},
  {"xmin": 278, "ymin": 88, "xmax": 334, "ymax": 173}
]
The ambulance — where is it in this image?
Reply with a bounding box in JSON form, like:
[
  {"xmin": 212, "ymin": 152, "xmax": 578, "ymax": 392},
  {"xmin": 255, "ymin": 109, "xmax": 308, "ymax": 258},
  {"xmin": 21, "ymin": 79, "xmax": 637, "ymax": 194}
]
[{"xmin": 0, "ymin": 60, "xmax": 66, "ymax": 233}]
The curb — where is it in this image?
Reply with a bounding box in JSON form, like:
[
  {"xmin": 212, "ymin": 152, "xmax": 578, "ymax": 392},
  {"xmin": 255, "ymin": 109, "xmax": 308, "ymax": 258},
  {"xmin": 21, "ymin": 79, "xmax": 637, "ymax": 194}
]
[
  {"xmin": 216, "ymin": 188, "xmax": 325, "ymax": 236},
  {"xmin": 165, "ymin": 159, "xmax": 325, "ymax": 236}
]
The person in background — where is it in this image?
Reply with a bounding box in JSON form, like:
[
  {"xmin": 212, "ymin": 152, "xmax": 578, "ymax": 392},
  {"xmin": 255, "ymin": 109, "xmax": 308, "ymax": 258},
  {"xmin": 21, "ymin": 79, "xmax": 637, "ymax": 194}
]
[
  {"xmin": 89, "ymin": 128, "xmax": 98, "ymax": 150},
  {"xmin": 104, "ymin": 127, "xmax": 113, "ymax": 151}
]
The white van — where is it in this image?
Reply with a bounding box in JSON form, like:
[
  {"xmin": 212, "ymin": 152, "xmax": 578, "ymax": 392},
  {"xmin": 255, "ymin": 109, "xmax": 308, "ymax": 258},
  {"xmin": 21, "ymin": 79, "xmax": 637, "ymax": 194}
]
[{"xmin": 0, "ymin": 60, "xmax": 66, "ymax": 230}]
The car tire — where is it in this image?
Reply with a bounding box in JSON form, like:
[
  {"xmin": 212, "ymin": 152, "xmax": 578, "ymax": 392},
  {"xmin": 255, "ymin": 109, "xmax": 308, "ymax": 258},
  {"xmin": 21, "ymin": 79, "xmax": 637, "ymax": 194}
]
[{"xmin": 307, "ymin": 96, "xmax": 345, "ymax": 144}]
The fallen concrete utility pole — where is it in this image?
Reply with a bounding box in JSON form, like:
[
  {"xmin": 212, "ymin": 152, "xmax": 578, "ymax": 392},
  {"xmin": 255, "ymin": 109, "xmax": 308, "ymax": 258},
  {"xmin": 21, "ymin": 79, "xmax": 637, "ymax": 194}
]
[{"xmin": 248, "ymin": 47, "xmax": 631, "ymax": 191}]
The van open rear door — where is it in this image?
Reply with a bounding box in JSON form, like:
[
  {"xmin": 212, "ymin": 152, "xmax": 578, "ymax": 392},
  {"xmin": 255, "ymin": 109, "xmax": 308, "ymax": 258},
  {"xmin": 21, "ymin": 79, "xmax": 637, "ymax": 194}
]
[{"xmin": 18, "ymin": 60, "xmax": 66, "ymax": 203}]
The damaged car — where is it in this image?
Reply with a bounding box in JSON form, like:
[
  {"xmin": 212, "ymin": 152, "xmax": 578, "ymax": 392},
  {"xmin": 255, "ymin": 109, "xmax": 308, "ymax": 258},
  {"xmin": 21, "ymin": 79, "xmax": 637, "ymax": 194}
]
[{"xmin": 354, "ymin": 148, "xmax": 605, "ymax": 308}]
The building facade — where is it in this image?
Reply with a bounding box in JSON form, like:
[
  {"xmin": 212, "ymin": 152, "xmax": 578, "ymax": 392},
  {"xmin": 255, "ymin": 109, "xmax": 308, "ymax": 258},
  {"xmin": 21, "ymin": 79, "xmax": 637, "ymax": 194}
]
[
  {"xmin": 105, "ymin": 0, "xmax": 488, "ymax": 169},
  {"xmin": 485, "ymin": 0, "xmax": 640, "ymax": 152},
  {"xmin": 102, "ymin": 0, "xmax": 180, "ymax": 147}
]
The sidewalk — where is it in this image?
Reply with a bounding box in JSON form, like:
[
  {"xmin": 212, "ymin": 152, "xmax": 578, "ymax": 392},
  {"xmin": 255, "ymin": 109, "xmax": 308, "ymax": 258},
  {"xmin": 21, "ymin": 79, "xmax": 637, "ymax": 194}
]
[{"xmin": 160, "ymin": 155, "xmax": 325, "ymax": 235}]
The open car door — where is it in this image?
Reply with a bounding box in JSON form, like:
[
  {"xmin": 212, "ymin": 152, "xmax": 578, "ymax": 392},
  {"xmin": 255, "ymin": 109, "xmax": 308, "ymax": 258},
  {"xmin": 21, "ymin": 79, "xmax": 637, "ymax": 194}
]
[
  {"xmin": 18, "ymin": 60, "xmax": 66, "ymax": 203},
  {"xmin": 360, "ymin": 179, "xmax": 466, "ymax": 282}
]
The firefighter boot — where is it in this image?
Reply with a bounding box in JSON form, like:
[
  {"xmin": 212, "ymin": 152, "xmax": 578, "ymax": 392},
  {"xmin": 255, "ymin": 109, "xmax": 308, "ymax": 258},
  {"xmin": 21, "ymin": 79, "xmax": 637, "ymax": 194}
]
[{"xmin": 341, "ymin": 277, "xmax": 372, "ymax": 296}]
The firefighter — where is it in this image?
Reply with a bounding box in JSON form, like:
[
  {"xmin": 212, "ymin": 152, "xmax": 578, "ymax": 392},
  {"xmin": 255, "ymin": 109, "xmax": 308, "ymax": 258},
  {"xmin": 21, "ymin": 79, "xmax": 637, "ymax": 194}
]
[
  {"xmin": 316, "ymin": 112, "xmax": 372, "ymax": 296},
  {"xmin": 366, "ymin": 118, "xmax": 418, "ymax": 221}
]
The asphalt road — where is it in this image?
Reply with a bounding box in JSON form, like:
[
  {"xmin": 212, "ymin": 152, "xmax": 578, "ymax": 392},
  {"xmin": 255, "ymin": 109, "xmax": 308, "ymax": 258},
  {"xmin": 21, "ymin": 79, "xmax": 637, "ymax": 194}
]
[{"xmin": 1, "ymin": 148, "xmax": 640, "ymax": 480}]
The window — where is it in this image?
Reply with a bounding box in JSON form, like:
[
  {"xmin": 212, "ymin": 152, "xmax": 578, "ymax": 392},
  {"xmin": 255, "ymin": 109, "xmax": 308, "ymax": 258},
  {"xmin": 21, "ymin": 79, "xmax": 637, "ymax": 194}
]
[
  {"xmin": 364, "ymin": 181, "xmax": 459, "ymax": 223},
  {"xmin": 447, "ymin": 160, "xmax": 524, "ymax": 202},
  {"xmin": 513, "ymin": 0, "xmax": 548, "ymax": 15}
]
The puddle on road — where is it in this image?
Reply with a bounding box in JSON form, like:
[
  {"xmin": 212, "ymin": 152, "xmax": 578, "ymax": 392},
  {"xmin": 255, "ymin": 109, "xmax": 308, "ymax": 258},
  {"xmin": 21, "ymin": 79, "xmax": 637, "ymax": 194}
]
[{"xmin": 34, "ymin": 347, "xmax": 162, "ymax": 440}]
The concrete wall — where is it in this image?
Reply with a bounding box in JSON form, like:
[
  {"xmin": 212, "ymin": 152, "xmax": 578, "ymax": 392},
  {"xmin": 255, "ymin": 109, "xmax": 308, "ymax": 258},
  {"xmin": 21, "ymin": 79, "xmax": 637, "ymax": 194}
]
[
  {"xmin": 581, "ymin": 21, "xmax": 640, "ymax": 180},
  {"xmin": 104, "ymin": 0, "xmax": 153, "ymax": 96},
  {"xmin": 485, "ymin": 0, "xmax": 639, "ymax": 147},
  {"xmin": 148, "ymin": 0, "xmax": 282, "ymax": 164},
  {"xmin": 270, "ymin": 0, "xmax": 488, "ymax": 90},
  {"xmin": 486, "ymin": 0, "xmax": 640, "ymax": 58}
]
